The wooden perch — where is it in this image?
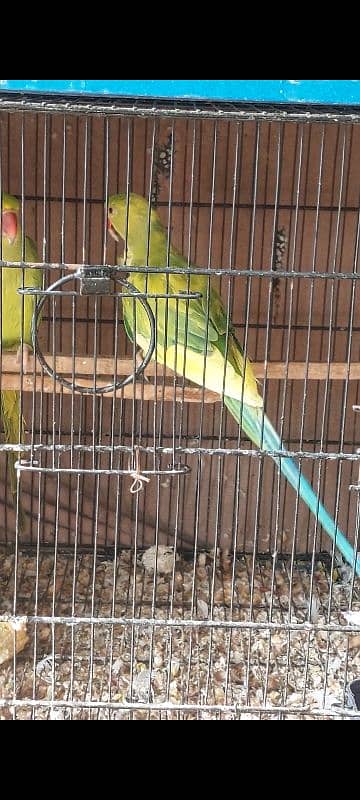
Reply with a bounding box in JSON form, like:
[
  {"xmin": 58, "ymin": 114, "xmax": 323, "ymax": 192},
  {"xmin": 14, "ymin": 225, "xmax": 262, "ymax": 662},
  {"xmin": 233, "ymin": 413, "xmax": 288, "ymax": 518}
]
[{"xmin": 1, "ymin": 354, "xmax": 360, "ymax": 401}]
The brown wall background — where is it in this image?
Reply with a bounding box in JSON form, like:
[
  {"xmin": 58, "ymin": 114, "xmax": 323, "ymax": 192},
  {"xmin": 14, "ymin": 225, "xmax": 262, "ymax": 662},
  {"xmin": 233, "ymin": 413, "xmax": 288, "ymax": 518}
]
[{"xmin": 1, "ymin": 110, "xmax": 360, "ymax": 555}]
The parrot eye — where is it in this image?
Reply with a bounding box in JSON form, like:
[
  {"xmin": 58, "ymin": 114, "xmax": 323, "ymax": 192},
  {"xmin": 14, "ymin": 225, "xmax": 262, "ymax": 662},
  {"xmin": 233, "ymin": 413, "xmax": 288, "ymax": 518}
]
[{"xmin": 109, "ymin": 207, "xmax": 113, "ymax": 215}]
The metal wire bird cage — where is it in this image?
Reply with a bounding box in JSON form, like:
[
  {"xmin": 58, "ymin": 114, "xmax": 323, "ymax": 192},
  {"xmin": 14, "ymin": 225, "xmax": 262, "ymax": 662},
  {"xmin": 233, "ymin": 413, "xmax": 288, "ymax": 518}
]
[{"xmin": 1, "ymin": 80, "xmax": 360, "ymax": 719}]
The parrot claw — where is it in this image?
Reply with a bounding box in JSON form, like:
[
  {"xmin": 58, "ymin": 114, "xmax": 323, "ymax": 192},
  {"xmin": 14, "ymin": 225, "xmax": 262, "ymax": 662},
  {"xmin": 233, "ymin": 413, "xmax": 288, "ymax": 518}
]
[{"xmin": 16, "ymin": 343, "xmax": 34, "ymax": 375}]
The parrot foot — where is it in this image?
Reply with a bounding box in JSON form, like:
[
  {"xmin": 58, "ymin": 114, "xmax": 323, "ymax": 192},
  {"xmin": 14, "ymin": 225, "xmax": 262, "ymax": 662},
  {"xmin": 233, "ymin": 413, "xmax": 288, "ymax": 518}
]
[{"xmin": 16, "ymin": 344, "xmax": 34, "ymax": 375}]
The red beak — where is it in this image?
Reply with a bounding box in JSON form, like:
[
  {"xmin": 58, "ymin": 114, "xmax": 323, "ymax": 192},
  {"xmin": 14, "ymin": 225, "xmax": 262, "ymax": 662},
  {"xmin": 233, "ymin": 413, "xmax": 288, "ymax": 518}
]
[
  {"xmin": 1, "ymin": 210, "xmax": 18, "ymax": 243},
  {"xmin": 107, "ymin": 217, "xmax": 121, "ymax": 243}
]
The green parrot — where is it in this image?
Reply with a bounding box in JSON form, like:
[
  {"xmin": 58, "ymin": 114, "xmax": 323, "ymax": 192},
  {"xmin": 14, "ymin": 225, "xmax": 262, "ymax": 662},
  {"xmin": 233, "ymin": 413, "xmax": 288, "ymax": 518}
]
[
  {"xmin": 1, "ymin": 193, "xmax": 42, "ymax": 529},
  {"xmin": 108, "ymin": 192, "xmax": 360, "ymax": 576}
]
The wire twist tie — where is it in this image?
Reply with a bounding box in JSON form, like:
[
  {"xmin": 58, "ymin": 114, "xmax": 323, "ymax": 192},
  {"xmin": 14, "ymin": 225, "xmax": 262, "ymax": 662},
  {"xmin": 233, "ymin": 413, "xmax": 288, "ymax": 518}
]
[{"xmin": 128, "ymin": 447, "xmax": 150, "ymax": 494}]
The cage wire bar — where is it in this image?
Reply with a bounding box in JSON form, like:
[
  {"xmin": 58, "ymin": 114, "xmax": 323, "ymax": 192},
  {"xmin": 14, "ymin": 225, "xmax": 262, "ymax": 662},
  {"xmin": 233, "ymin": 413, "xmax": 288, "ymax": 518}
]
[{"xmin": 0, "ymin": 93, "xmax": 360, "ymax": 719}]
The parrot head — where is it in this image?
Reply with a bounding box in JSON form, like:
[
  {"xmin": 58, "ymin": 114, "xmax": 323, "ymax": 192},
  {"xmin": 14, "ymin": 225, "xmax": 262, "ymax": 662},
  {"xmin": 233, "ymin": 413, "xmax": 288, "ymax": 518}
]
[
  {"xmin": 1, "ymin": 193, "xmax": 20, "ymax": 246},
  {"xmin": 108, "ymin": 193, "xmax": 165, "ymax": 259}
]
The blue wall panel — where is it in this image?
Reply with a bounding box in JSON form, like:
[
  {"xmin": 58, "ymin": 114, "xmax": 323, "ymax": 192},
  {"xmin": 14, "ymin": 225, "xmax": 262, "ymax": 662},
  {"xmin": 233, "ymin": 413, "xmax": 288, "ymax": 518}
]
[{"xmin": 1, "ymin": 80, "xmax": 360, "ymax": 105}]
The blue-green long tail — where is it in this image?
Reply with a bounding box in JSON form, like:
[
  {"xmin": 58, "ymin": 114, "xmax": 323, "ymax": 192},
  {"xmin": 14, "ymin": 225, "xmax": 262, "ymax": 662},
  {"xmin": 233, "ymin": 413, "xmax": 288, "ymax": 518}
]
[{"xmin": 224, "ymin": 396, "xmax": 360, "ymax": 576}]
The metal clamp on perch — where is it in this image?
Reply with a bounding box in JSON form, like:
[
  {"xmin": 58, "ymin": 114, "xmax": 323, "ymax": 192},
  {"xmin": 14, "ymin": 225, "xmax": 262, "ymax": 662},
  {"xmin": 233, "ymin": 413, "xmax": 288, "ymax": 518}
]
[
  {"xmin": 78, "ymin": 266, "xmax": 113, "ymax": 295},
  {"xmin": 28, "ymin": 270, "xmax": 156, "ymax": 395}
]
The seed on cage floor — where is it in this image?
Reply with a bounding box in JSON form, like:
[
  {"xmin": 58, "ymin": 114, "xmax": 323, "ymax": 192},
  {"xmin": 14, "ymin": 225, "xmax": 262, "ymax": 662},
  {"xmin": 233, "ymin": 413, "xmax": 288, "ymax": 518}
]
[
  {"xmin": 309, "ymin": 595, "xmax": 320, "ymax": 622},
  {"xmin": 220, "ymin": 550, "xmax": 232, "ymax": 573},
  {"xmin": 133, "ymin": 647, "xmax": 151, "ymax": 668},
  {"xmin": 342, "ymin": 610, "xmax": 360, "ymax": 626},
  {"xmin": 269, "ymin": 634, "xmax": 288, "ymax": 657},
  {"xmin": 170, "ymin": 659, "xmax": 180, "ymax": 678},
  {"xmin": 196, "ymin": 598, "xmax": 209, "ymax": 619},
  {"xmin": 128, "ymin": 668, "xmax": 153, "ymax": 703},
  {"xmin": 48, "ymin": 707, "xmax": 70, "ymax": 720},
  {"xmin": 35, "ymin": 655, "xmax": 55, "ymax": 682},
  {"xmin": 214, "ymin": 582, "xmax": 233, "ymax": 606},
  {"xmin": 140, "ymin": 545, "xmax": 176, "ymax": 574},
  {"xmin": 348, "ymin": 634, "xmax": 360, "ymax": 650},
  {"xmin": 267, "ymin": 673, "xmax": 282, "ymax": 691},
  {"xmin": 111, "ymin": 658, "xmax": 123, "ymax": 676},
  {"xmin": 77, "ymin": 569, "xmax": 91, "ymax": 587},
  {"xmin": 335, "ymin": 563, "xmax": 355, "ymax": 585},
  {"xmin": 196, "ymin": 566, "xmax": 208, "ymax": 582},
  {"xmin": 208, "ymin": 548, "xmax": 221, "ymax": 563},
  {"xmin": 310, "ymin": 690, "xmax": 341, "ymax": 710},
  {"xmin": 0, "ymin": 617, "xmax": 29, "ymax": 666},
  {"xmin": 285, "ymin": 692, "xmax": 305, "ymax": 707},
  {"xmin": 313, "ymin": 632, "xmax": 328, "ymax": 653},
  {"xmin": 37, "ymin": 627, "xmax": 51, "ymax": 644}
]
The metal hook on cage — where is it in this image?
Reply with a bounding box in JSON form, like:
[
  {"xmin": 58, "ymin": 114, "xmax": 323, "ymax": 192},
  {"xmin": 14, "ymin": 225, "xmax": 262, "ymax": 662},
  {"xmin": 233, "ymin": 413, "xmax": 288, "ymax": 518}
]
[{"xmin": 27, "ymin": 268, "xmax": 156, "ymax": 395}]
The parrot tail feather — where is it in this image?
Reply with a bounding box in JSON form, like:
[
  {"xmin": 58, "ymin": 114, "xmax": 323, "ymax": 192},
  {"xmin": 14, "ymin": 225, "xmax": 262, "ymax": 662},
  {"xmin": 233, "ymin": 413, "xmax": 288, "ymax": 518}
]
[
  {"xmin": 224, "ymin": 396, "xmax": 360, "ymax": 577},
  {"xmin": 1, "ymin": 390, "xmax": 26, "ymax": 532}
]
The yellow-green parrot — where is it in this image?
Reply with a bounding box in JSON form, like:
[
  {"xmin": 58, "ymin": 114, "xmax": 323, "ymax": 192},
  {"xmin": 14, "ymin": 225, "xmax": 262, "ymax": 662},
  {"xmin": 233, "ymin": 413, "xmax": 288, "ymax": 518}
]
[
  {"xmin": 108, "ymin": 193, "xmax": 360, "ymax": 576},
  {"xmin": 1, "ymin": 193, "xmax": 42, "ymax": 529}
]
